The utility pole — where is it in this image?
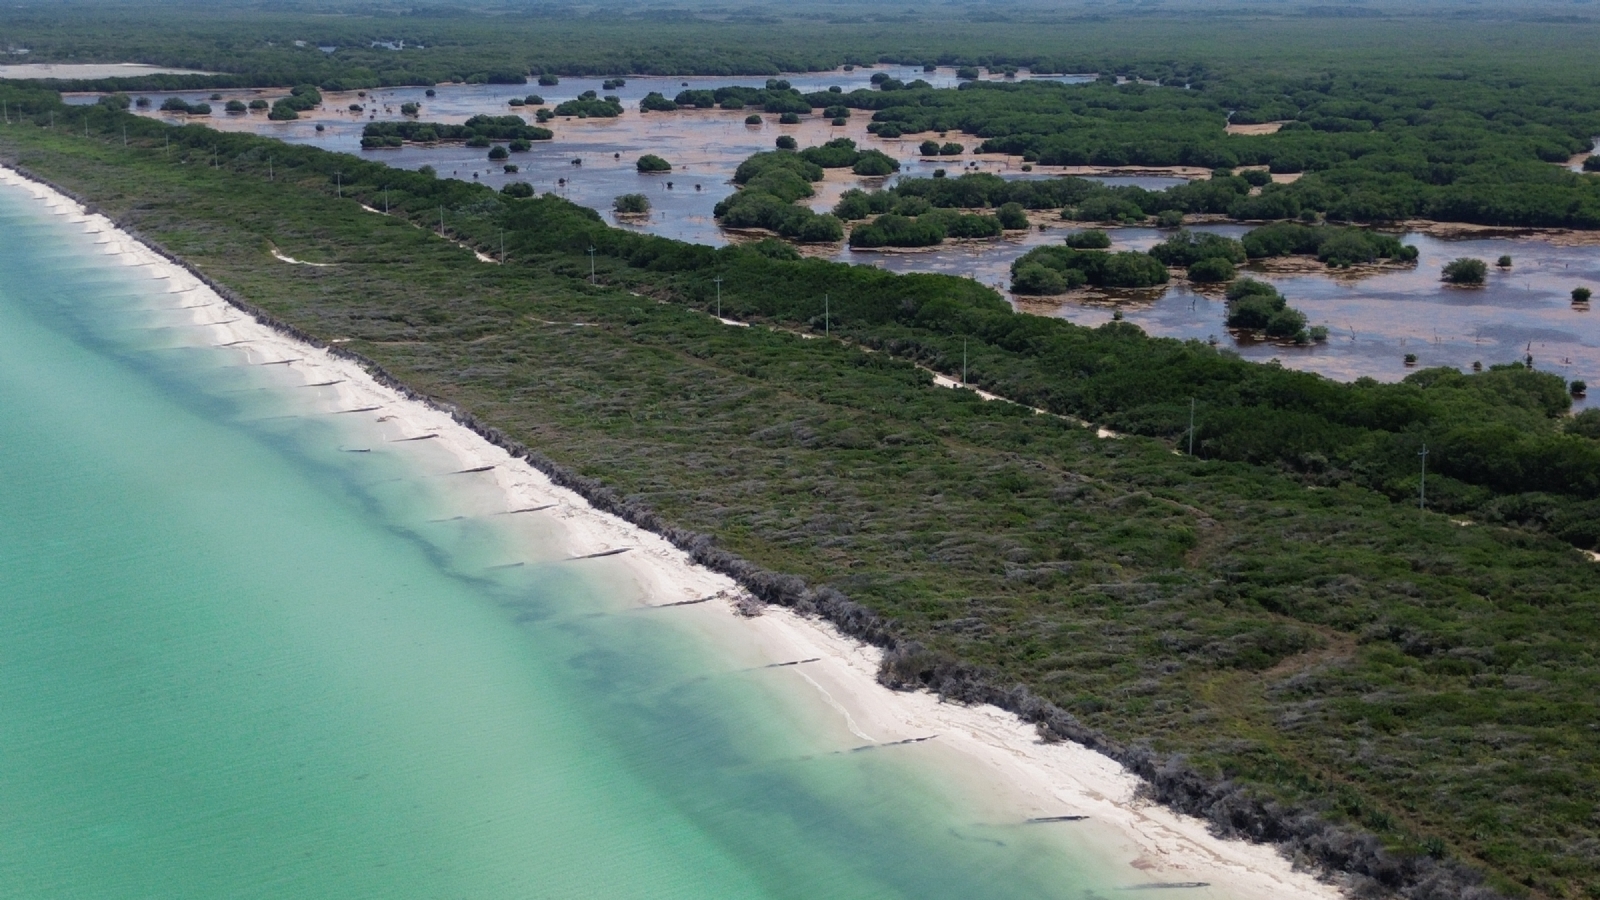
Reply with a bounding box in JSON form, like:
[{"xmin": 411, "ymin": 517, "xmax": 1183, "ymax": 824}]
[
  {"xmin": 713, "ymin": 276, "xmax": 722, "ymax": 318},
  {"xmin": 587, "ymin": 245, "xmax": 596, "ymax": 284},
  {"xmin": 824, "ymin": 293, "xmax": 830, "ymax": 337},
  {"xmin": 1184, "ymin": 397, "xmax": 1196, "ymax": 454},
  {"xmin": 1418, "ymin": 444, "xmax": 1429, "ymax": 510},
  {"xmin": 383, "ymin": 187, "xmax": 389, "ymax": 213},
  {"xmin": 439, "ymin": 206, "xmax": 445, "ymax": 236},
  {"xmin": 335, "ymin": 171, "xmax": 341, "ymax": 198},
  {"xmin": 962, "ymin": 338, "xmax": 968, "ymax": 386},
  {"xmin": 268, "ymin": 156, "xmax": 273, "ymax": 181},
  {"xmin": 499, "ymin": 229, "xmax": 505, "ymax": 264},
  {"xmin": 122, "ymin": 125, "xmax": 127, "ymax": 146}
]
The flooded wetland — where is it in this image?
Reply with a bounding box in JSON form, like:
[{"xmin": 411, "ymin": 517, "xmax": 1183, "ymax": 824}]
[{"xmin": 78, "ymin": 69, "xmax": 1599, "ymax": 399}]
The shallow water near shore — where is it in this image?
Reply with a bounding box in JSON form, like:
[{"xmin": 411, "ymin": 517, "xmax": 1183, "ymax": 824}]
[{"xmin": 0, "ymin": 179, "xmax": 1199, "ymax": 897}]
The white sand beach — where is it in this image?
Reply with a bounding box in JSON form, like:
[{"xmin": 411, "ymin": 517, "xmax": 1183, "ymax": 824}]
[
  {"xmin": 0, "ymin": 63, "xmax": 214, "ymax": 80},
  {"xmin": 0, "ymin": 162, "xmax": 1345, "ymax": 900}
]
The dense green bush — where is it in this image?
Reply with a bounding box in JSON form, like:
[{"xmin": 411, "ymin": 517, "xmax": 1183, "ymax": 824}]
[
  {"xmin": 1063, "ymin": 228, "xmax": 1112, "ymax": 249},
  {"xmin": 640, "ymin": 91, "xmax": 677, "ymax": 112},
  {"xmin": 160, "ymin": 97, "xmax": 211, "ymax": 115},
  {"xmin": 1147, "ymin": 229, "xmax": 1245, "ymax": 267},
  {"xmin": 1442, "ymin": 257, "xmax": 1489, "ymax": 284},
  {"xmin": 637, "ymin": 154, "xmax": 672, "ymax": 173},
  {"xmin": 1186, "ymin": 256, "xmax": 1236, "ymax": 282},
  {"xmin": 361, "ymin": 116, "xmax": 550, "ymax": 148},
  {"xmin": 996, "ymin": 202, "xmax": 1029, "ymax": 230},
  {"xmin": 614, "ymin": 193, "xmax": 651, "ymax": 214},
  {"xmin": 1225, "ymin": 278, "xmax": 1307, "ymax": 338},
  {"xmin": 1242, "ymin": 222, "xmax": 1416, "ymax": 267},
  {"xmin": 852, "ymin": 150, "xmax": 898, "ymax": 176},
  {"xmin": 1010, "ymin": 245, "xmax": 1169, "ymax": 289},
  {"xmin": 268, "ymin": 84, "xmax": 321, "ymax": 120},
  {"xmin": 554, "ymin": 91, "xmax": 623, "ymax": 118}
]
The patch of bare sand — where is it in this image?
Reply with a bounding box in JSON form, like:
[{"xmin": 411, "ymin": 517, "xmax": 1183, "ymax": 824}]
[{"xmin": 1225, "ymin": 121, "xmax": 1287, "ymax": 136}]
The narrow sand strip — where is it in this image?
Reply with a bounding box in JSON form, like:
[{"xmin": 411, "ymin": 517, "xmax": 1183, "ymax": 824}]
[{"xmin": 0, "ymin": 164, "xmax": 1344, "ymax": 900}]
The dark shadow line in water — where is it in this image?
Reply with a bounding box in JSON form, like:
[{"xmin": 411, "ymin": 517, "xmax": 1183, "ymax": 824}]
[
  {"xmin": 487, "ymin": 561, "xmax": 525, "ymax": 570},
  {"xmin": 1026, "ymin": 815, "xmax": 1089, "ymax": 823},
  {"xmin": 331, "ymin": 405, "xmax": 382, "ymax": 414},
  {"xmin": 647, "ymin": 594, "xmax": 715, "ymax": 608},
  {"xmin": 843, "ymin": 735, "xmax": 937, "ymax": 754},
  {"xmin": 500, "ymin": 503, "xmax": 556, "ymax": 514},
  {"xmin": 339, "ymin": 447, "xmax": 370, "ymax": 453},
  {"xmin": 947, "ymin": 827, "xmax": 1006, "ymax": 848},
  {"xmin": 567, "ymin": 547, "xmax": 631, "ymax": 560},
  {"xmin": 449, "ymin": 464, "xmax": 494, "ymax": 474},
  {"xmin": 389, "ymin": 433, "xmax": 440, "ymax": 442},
  {"xmin": 761, "ymin": 657, "xmax": 821, "ymax": 669},
  {"xmin": 1116, "ymin": 883, "xmax": 1210, "ymax": 891},
  {"xmin": 426, "ymin": 515, "xmax": 466, "ymax": 523}
]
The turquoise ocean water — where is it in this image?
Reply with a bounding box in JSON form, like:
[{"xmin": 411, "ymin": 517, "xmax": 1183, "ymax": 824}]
[{"xmin": 0, "ymin": 182, "xmax": 1135, "ymax": 899}]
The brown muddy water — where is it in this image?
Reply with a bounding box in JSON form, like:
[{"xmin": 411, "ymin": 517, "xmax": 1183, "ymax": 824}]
[{"xmin": 69, "ymin": 73, "xmax": 1599, "ymax": 395}]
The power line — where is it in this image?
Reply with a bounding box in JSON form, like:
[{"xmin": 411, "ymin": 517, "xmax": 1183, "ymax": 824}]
[{"xmin": 1418, "ymin": 444, "xmax": 1429, "ymax": 510}]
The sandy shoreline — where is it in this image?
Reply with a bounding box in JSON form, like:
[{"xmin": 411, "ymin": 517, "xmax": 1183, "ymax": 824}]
[{"xmin": 0, "ymin": 162, "xmax": 1343, "ymax": 900}]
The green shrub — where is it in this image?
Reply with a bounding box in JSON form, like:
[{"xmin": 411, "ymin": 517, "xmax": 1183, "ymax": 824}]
[
  {"xmin": 1063, "ymin": 229, "xmax": 1112, "ymax": 249},
  {"xmin": 852, "ymin": 151, "xmax": 899, "ymax": 177},
  {"xmin": 637, "ymin": 154, "xmax": 672, "ymax": 173},
  {"xmin": 1442, "ymin": 257, "xmax": 1489, "ymax": 284},
  {"xmin": 996, "ymin": 202, "xmax": 1029, "ymax": 230},
  {"xmin": 1011, "ymin": 262, "xmax": 1071, "ymax": 294},
  {"xmin": 1187, "ymin": 256, "xmax": 1237, "ymax": 282},
  {"xmin": 614, "ymin": 193, "xmax": 651, "ymax": 214}
]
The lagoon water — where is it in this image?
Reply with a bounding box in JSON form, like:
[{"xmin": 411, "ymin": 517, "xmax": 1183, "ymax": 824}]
[
  {"xmin": 79, "ymin": 74, "xmax": 1597, "ymax": 392},
  {"xmin": 0, "ymin": 179, "xmax": 1155, "ymax": 897}
]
